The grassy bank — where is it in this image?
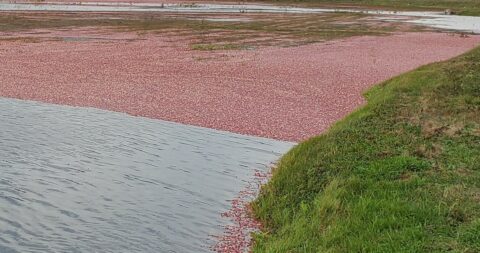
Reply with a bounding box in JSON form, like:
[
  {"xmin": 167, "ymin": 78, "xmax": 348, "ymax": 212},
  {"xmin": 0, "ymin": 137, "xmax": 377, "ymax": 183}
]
[
  {"xmin": 252, "ymin": 47, "xmax": 480, "ymax": 252},
  {"xmin": 260, "ymin": 0, "xmax": 480, "ymax": 16}
]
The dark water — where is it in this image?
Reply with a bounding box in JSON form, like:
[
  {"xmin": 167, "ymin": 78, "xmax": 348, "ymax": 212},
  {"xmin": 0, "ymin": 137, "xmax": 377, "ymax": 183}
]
[{"xmin": 0, "ymin": 98, "xmax": 293, "ymax": 253}]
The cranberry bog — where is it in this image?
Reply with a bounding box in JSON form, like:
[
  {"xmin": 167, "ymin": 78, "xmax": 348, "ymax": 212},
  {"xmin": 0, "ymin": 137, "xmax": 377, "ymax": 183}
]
[
  {"xmin": 1, "ymin": 11, "xmax": 479, "ymax": 141},
  {"xmin": 1, "ymin": 7, "xmax": 480, "ymax": 253}
]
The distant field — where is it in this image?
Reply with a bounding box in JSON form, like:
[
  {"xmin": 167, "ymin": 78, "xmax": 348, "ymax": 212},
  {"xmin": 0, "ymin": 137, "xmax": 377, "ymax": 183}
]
[
  {"xmin": 258, "ymin": 0, "xmax": 480, "ymax": 16},
  {"xmin": 0, "ymin": 12, "xmax": 408, "ymax": 49}
]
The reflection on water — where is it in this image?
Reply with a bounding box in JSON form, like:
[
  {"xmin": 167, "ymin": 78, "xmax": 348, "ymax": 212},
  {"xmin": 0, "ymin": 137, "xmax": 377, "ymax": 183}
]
[{"xmin": 0, "ymin": 98, "xmax": 294, "ymax": 253}]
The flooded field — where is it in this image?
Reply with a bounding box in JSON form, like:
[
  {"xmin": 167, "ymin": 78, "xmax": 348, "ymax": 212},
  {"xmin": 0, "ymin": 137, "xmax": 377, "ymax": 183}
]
[
  {"xmin": 1, "ymin": 2, "xmax": 479, "ymax": 33},
  {"xmin": 0, "ymin": 98, "xmax": 293, "ymax": 253},
  {"xmin": 1, "ymin": 2, "xmax": 480, "ymax": 252},
  {"xmin": 1, "ymin": 30, "xmax": 479, "ymax": 141}
]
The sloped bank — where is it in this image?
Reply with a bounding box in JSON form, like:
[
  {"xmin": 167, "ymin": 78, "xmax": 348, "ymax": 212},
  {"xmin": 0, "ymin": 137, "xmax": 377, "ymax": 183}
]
[{"xmin": 252, "ymin": 47, "xmax": 480, "ymax": 252}]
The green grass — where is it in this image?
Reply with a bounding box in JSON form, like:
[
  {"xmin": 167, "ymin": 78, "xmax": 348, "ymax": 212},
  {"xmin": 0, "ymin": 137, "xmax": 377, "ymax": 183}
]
[
  {"xmin": 252, "ymin": 46, "xmax": 480, "ymax": 252},
  {"xmin": 259, "ymin": 0, "xmax": 480, "ymax": 16}
]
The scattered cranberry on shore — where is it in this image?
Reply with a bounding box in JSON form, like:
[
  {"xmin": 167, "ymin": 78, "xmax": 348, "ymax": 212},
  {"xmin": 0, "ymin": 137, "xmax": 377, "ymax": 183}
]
[{"xmin": 213, "ymin": 169, "xmax": 271, "ymax": 253}]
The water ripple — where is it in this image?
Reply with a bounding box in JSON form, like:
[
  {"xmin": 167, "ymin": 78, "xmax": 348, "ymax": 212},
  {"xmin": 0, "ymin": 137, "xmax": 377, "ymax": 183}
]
[{"xmin": 0, "ymin": 98, "xmax": 294, "ymax": 252}]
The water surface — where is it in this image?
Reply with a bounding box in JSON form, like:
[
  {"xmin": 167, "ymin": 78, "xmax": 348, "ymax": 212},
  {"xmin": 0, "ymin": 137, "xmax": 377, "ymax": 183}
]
[{"xmin": 0, "ymin": 98, "xmax": 293, "ymax": 253}]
